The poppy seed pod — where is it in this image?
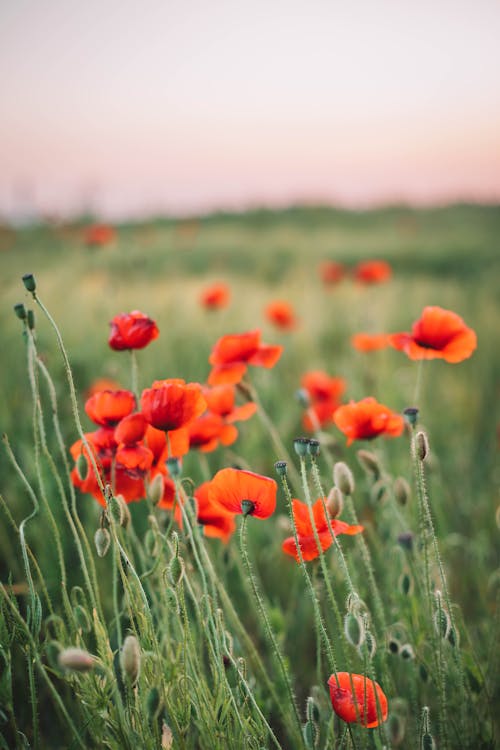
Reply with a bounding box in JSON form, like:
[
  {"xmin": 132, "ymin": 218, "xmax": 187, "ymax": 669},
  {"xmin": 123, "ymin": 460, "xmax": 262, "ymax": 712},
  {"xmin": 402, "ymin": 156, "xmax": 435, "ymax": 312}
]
[
  {"xmin": 307, "ymin": 438, "xmax": 320, "ymax": 456},
  {"xmin": 274, "ymin": 460, "xmax": 288, "ymax": 477},
  {"xmin": 58, "ymin": 647, "xmax": 95, "ymax": 672},
  {"xmin": 13, "ymin": 303, "xmax": 27, "ymax": 320},
  {"xmin": 403, "ymin": 407, "xmax": 419, "ymax": 426},
  {"xmin": 120, "ymin": 635, "xmax": 141, "ymax": 685},
  {"xmin": 333, "ymin": 462, "xmax": 355, "ymax": 495},
  {"xmin": 416, "ymin": 431, "xmax": 429, "ymax": 461},
  {"xmin": 22, "ymin": 273, "xmax": 36, "ymax": 292},
  {"xmin": 293, "ymin": 437, "xmax": 310, "ymax": 456}
]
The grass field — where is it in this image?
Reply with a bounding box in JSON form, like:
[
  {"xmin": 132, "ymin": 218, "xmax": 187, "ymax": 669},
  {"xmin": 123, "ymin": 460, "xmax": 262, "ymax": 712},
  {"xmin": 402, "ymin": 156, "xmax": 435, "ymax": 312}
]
[{"xmin": 0, "ymin": 204, "xmax": 499, "ymax": 748}]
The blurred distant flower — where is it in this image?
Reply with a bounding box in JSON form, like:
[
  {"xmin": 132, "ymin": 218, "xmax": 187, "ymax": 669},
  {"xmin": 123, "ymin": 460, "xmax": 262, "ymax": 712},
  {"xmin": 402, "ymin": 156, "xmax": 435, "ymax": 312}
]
[
  {"xmin": 334, "ymin": 397, "xmax": 404, "ymax": 446},
  {"xmin": 389, "ymin": 306, "xmax": 477, "ymax": 363},
  {"xmin": 300, "ymin": 370, "xmax": 346, "ymax": 430},
  {"xmin": 194, "ymin": 481, "xmax": 236, "ymax": 542},
  {"xmin": 327, "ymin": 673, "xmax": 388, "ymax": 727},
  {"xmin": 353, "ymin": 260, "xmax": 392, "ymax": 284},
  {"xmin": 199, "ymin": 282, "xmax": 231, "ymax": 310},
  {"xmin": 187, "ymin": 412, "xmax": 238, "ymax": 452},
  {"xmin": 109, "ymin": 311, "xmax": 159, "ymax": 351},
  {"xmin": 84, "ymin": 224, "xmax": 116, "ymax": 247},
  {"xmin": 203, "ymin": 384, "xmax": 257, "ymax": 423},
  {"xmin": 114, "ymin": 412, "xmax": 147, "ymax": 446},
  {"xmin": 85, "ymin": 389, "xmax": 136, "ymax": 427},
  {"xmin": 141, "ymin": 379, "xmax": 206, "ymax": 432},
  {"xmin": 264, "ymin": 300, "xmax": 299, "ymax": 330},
  {"xmin": 209, "ymin": 468, "xmax": 277, "ymax": 519},
  {"xmin": 319, "ymin": 260, "xmax": 345, "ymax": 285},
  {"xmin": 208, "ymin": 329, "xmax": 283, "ymax": 385},
  {"xmin": 282, "ymin": 498, "xmax": 363, "ymax": 562},
  {"xmin": 351, "ymin": 333, "xmax": 391, "ymax": 352},
  {"xmin": 85, "ymin": 377, "xmax": 121, "ymax": 397}
]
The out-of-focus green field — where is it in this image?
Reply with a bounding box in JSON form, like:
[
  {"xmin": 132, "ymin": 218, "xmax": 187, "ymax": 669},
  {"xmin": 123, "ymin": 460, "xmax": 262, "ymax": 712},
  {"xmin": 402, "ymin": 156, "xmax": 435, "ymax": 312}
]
[{"xmin": 1, "ymin": 204, "xmax": 499, "ymax": 601}]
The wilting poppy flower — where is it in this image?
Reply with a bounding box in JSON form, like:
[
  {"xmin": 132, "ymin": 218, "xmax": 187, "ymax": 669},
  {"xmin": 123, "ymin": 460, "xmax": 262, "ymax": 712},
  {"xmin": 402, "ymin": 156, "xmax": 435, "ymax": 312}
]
[
  {"xmin": 199, "ymin": 282, "xmax": 231, "ymax": 310},
  {"xmin": 84, "ymin": 224, "xmax": 116, "ymax": 247},
  {"xmin": 282, "ymin": 498, "xmax": 363, "ymax": 562},
  {"xmin": 203, "ymin": 384, "xmax": 257, "ymax": 423},
  {"xmin": 264, "ymin": 300, "xmax": 299, "ymax": 331},
  {"xmin": 351, "ymin": 333, "xmax": 391, "ymax": 352},
  {"xmin": 334, "ymin": 397, "xmax": 404, "ymax": 446},
  {"xmin": 109, "ymin": 311, "xmax": 159, "ymax": 351},
  {"xmin": 319, "ymin": 261, "xmax": 345, "ymax": 285},
  {"xmin": 389, "ymin": 306, "xmax": 477, "ymax": 363},
  {"xmin": 353, "ymin": 260, "xmax": 392, "ymax": 284},
  {"xmin": 85, "ymin": 390, "xmax": 136, "ymax": 427},
  {"xmin": 209, "ymin": 468, "xmax": 277, "ymax": 519},
  {"xmin": 194, "ymin": 482, "xmax": 236, "ymax": 542},
  {"xmin": 327, "ymin": 673, "xmax": 388, "ymax": 728},
  {"xmin": 301, "ymin": 370, "xmax": 346, "ymax": 430},
  {"xmin": 141, "ymin": 379, "xmax": 207, "ymax": 432},
  {"xmin": 208, "ymin": 329, "xmax": 283, "ymax": 386},
  {"xmin": 187, "ymin": 413, "xmax": 238, "ymax": 453}
]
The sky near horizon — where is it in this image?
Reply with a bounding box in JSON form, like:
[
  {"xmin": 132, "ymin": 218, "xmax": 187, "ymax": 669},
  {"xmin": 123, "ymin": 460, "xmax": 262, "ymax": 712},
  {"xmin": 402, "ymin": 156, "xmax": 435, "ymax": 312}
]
[{"xmin": 1, "ymin": 0, "xmax": 500, "ymax": 219}]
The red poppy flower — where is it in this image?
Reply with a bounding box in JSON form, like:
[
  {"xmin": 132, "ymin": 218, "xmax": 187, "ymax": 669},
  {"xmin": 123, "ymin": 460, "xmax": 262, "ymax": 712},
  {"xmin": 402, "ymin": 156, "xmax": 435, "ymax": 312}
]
[
  {"xmin": 187, "ymin": 413, "xmax": 238, "ymax": 453},
  {"xmin": 115, "ymin": 444, "xmax": 154, "ymax": 476},
  {"xmin": 109, "ymin": 310, "xmax": 159, "ymax": 351},
  {"xmin": 353, "ymin": 260, "xmax": 392, "ymax": 284},
  {"xmin": 327, "ymin": 673, "xmax": 388, "ymax": 728},
  {"xmin": 301, "ymin": 370, "xmax": 346, "ymax": 430},
  {"xmin": 351, "ymin": 333, "xmax": 391, "ymax": 352},
  {"xmin": 208, "ymin": 329, "xmax": 283, "ymax": 386},
  {"xmin": 333, "ymin": 397, "xmax": 404, "ymax": 446},
  {"xmin": 114, "ymin": 413, "xmax": 147, "ymax": 446},
  {"xmin": 282, "ymin": 498, "xmax": 363, "ymax": 562},
  {"xmin": 264, "ymin": 300, "xmax": 299, "ymax": 331},
  {"xmin": 141, "ymin": 379, "xmax": 207, "ymax": 432},
  {"xmin": 85, "ymin": 390, "xmax": 136, "ymax": 427},
  {"xmin": 203, "ymin": 385, "xmax": 257, "ymax": 423},
  {"xmin": 85, "ymin": 224, "xmax": 116, "ymax": 247},
  {"xmin": 145, "ymin": 424, "xmax": 190, "ymax": 467},
  {"xmin": 389, "ymin": 306, "xmax": 477, "ymax": 363},
  {"xmin": 194, "ymin": 482, "xmax": 237, "ymax": 542},
  {"xmin": 85, "ymin": 377, "xmax": 121, "ymax": 398},
  {"xmin": 319, "ymin": 261, "xmax": 345, "ymax": 285},
  {"xmin": 208, "ymin": 468, "xmax": 277, "ymax": 519},
  {"xmin": 199, "ymin": 282, "xmax": 231, "ymax": 310}
]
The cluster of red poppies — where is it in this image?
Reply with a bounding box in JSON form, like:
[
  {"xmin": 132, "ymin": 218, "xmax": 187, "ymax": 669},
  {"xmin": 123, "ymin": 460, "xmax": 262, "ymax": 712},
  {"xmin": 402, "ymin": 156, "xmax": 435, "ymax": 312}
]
[{"xmin": 320, "ymin": 259, "xmax": 392, "ymax": 286}]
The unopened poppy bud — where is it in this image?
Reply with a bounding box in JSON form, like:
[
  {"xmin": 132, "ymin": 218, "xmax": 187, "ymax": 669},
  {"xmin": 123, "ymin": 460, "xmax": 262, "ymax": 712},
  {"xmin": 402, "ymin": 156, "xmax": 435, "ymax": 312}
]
[
  {"xmin": 274, "ymin": 460, "xmax": 288, "ymax": 477},
  {"xmin": 73, "ymin": 604, "xmax": 91, "ymax": 633},
  {"xmin": 147, "ymin": 473, "xmax": 164, "ymax": 505},
  {"xmin": 403, "ymin": 407, "xmax": 419, "ymax": 426},
  {"xmin": 107, "ymin": 493, "xmax": 123, "ymax": 525},
  {"xmin": 27, "ymin": 310, "xmax": 35, "ymax": 330},
  {"xmin": 293, "ymin": 437, "xmax": 310, "ymax": 456},
  {"xmin": 94, "ymin": 527, "xmax": 111, "ymax": 557},
  {"xmin": 415, "ymin": 431, "xmax": 429, "ymax": 461},
  {"xmin": 359, "ymin": 629, "xmax": 377, "ymax": 660},
  {"xmin": 327, "ymin": 487, "xmax": 344, "ymax": 518},
  {"xmin": 344, "ymin": 612, "xmax": 365, "ymax": 647},
  {"xmin": 307, "ymin": 439, "xmax": 320, "ymax": 456},
  {"xmin": 303, "ymin": 720, "xmax": 318, "ymax": 750},
  {"xmin": 22, "ymin": 273, "xmax": 36, "ymax": 293},
  {"xmin": 116, "ymin": 495, "xmax": 131, "ymax": 528},
  {"xmin": 75, "ymin": 452, "xmax": 88, "ymax": 481},
  {"xmin": 13, "ymin": 303, "xmax": 27, "ymax": 320},
  {"xmin": 295, "ymin": 388, "xmax": 311, "ymax": 408},
  {"xmin": 168, "ymin": 555, "xmax": 184, "ymax": 586},
  {"xmin": 58, "ymin": 647, "xmax": 95, "ymax": 672},
  {"xmin": 120, "ymin": 634, "xmax": 141, "ymax": 685},
  {"xmin": 164, "ymin": 585, "xmax": 179, "ymax": 612},
  {"xmin": 166, "ymin": 456, "xmax": 182, "ymax": 477},
  {"xmin": 161, "ymin": 722, "xmax": 173, "ymax": 749},
  {"xmin": 356, "ymin": 449, "xmax": 381, "ymax": 479},
  {"xmin": 397, "ymin": 531, "xmax": 414, "ymax": 552},
  {"xmin": 45, "ymin": 640, "xmax": 63, "ymax": 670},
  {"xmin": 145, "ymin": 529, "xmax": 157, "ymax": 557},
  {"xmin": 146, "ymin": 686, "xmax": 161, "ymax": 720},
  {"xmin": 306, "ymin": 695, "xmax": 320, "ymax": 724},
  {"xmin": 400, "ymin": 643, "xmax": 415, "ymax": 660},
  {"xmin": 393, "ymin": 477, "xmax": 411, "ymax": 506},
  {"xmin": 399, "ymin": 571, "xmax": 413, "ymax": 596},
  {"xmin": 387, "ymin": 712, "xmax": 406, "ymax": 746},
  {"xmin": 421, "ymin": 734, "xmax": 435, "ymax": 750},
  {"xmin": 333, "ymin": 462, "xmax": 355, "ymax": 495},
  {"xmin": 370, "ymin": 479, "xmax": 390, "ymax": 505}
]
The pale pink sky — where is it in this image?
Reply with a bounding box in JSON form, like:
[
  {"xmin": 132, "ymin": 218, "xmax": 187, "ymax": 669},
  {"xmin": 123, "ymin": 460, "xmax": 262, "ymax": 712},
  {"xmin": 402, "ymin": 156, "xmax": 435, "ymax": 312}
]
[{"xmin": 1, "ymin": 0, "xmax": 500, "ymax": 219}]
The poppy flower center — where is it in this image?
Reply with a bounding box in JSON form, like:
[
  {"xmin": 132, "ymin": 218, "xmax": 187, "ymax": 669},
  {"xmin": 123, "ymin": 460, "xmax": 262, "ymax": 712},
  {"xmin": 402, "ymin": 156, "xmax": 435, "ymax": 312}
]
[{"xmin": 241, "ymin": 499, "xmax": 255, "ymax": 516}]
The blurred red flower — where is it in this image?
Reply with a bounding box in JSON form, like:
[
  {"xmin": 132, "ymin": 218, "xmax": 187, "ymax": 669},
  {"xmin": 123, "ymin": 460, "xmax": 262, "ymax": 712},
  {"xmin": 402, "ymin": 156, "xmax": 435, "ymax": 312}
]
[
  {"xmin": 194, "ymin": 482, "xmax": 236, "ymax": 542},
  {"xmin": 84, "ymin": 224, "xmax": 116, "ymax": 247},
  {"xmin": 208, "ymin": 329, "xmax": 283, "ymax": 385},
  {"xmin": 264, "ymin": 300, "xmax": 298, "ymax": 330},
  {"xmin": 333, "ymin": 397, "xmax": 404, "ymax": 446},
  {"xmin": 282, "ymin": 498, "xmax": 363, "ymax": 562},
  {"xmin": 353, "ymin": 260, "xmax": 392, "ymax": 284},
  {"xmin": 389, "ymin": 306, "xmax": 477, "ymax": 363},
  {"xmin": 109, "ymin": 311, "xmax": 159, "ymax": 351},
  {"xmin": 199, "ymin": 282, "xmax": 231, "ymax": 310},
  {"xmin": 327, "ymin": 673, "xmax": 388, "ymax": 728},
  {"xmin": 351, "ymin": 333, "xmax": 391, "ymax": 352},
  {"xmin": 301, "ymin": 370, "xmax": 346, "ymax": 430},
  {"xmin": 203, "ymin": 384, "xmax": 257, "ymax": 423},
  {"xmin": 85, "ymin": 390, "xmax": 136, "ymax": 427},
  {"xmin": 208, "ymin": 468, "xmax": 277, "ymax": 519},
  {"xmin": 319, "ymin": 261, "xmax": 345, "ymax": 285},
  {"xmin": 141, "ymin": 379, "xmax": 207, "ymax": 432},
  {"xmin": 187, "ymin": 413, "xmax": 238, "ymax": 453},
  {"xmin": 85, "ymin": 377, "xmax": 121, "ymax": 398}
]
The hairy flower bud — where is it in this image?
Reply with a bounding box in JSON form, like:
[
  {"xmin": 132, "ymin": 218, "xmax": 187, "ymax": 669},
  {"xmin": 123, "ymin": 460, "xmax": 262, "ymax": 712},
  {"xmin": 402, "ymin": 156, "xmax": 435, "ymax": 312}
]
[
  {"xmin": 94, "ymin": 527, "xmax": 111, "ymax": 558},
  {"xmin": 147, "ymin": 473, "xmax": 164, "ymax": 505},
  {"xmin": 326, "ymin": 487, "xmax": 344, "ymax": 518},
  {"xmin": 393, "ymin": 477, "xmax": 411, "ymax": 506},
  {"xmin": 120, "ymin": 634, "xmax": 141, "ymax": 685},
  {"xmin": 333, "ymin": 462, "xmax": 355, "ymax": 495},
  {"xmin": 356, "ymin": 449, "xmax": 381, "ymax": 479},
  {"xmin": 58, "ymin": 647, "xmax": 95, "ymax": 672},
  {"xmin": 416, "ymin": 431, "xmax": 429, "ymax": 461}
]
